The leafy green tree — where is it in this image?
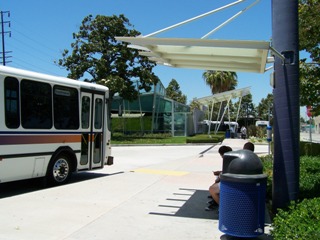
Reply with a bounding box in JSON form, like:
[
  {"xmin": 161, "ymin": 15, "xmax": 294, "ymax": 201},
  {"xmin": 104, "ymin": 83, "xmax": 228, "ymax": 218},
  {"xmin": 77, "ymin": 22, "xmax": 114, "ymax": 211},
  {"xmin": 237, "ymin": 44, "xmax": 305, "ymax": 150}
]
[
  {"xmin": 299, "ymin": 0, "xmax": 320, "ymax": 62},
  {"xmin": 189, "ymin": 99, "xmax": 201, "ymax": 112},
  {"xmin": 257, "ymin": 93, "xmax": 273, "ymax": 121},
  {"xmin": 165, "ymin": 79, "xmax": 187, "ymax": 104},
  {"xmin": 299, "ymin": 0, "xmax": 320, "ymax": 116},
  {"xmin": 299, "ymin": 61, "xmax": 320, "ymax": 116},
  {"xmin": 57, "ymin": 14, "xmax": 159, "ymax": 101},
  {"xmin": 233, "ymin": 94, "xmax": 256, "ymax": 125}
]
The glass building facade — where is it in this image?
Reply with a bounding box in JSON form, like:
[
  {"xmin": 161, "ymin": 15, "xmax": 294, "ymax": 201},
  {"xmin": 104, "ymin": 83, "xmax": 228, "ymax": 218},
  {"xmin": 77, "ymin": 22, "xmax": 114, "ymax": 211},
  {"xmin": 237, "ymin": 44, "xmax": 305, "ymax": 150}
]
[{"xmin": 111, "ymin": 80, "xmax": 191, "ymax": 136}]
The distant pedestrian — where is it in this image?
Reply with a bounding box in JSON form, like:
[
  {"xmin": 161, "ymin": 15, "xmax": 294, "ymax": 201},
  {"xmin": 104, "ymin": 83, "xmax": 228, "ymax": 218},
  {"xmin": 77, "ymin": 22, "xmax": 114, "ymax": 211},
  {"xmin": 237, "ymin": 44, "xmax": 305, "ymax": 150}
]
[{"xmin": 241, "ymin": 126, "xmax": 247, "ymax": 139}]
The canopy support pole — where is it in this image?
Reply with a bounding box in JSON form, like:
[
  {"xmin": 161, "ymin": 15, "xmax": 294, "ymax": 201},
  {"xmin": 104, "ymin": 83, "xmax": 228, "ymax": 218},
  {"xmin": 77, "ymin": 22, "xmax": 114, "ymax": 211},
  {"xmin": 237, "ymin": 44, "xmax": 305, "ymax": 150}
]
[
  {"xmin": 143, "ymin": 0, "xmax": 246, "ymax": 38},
  {"xmin": 202, "ymin": 0, "xmax": 260, "ymax": 39}
]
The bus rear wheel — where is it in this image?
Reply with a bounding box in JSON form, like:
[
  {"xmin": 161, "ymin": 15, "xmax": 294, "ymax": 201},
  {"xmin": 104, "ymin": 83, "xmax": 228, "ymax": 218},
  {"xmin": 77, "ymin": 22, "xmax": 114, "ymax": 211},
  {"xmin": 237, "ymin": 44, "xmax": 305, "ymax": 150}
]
[{"xmin": 47, "ymin": 154, "xmax": 72, "ymax": 186}]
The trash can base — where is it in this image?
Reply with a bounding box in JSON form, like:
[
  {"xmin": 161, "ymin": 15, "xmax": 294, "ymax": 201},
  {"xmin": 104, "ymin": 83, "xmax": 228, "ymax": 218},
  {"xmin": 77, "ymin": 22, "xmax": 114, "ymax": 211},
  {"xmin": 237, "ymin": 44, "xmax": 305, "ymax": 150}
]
[{"xmin": 219, "ymin": 180, "xmax": 266, "ymax": 237}]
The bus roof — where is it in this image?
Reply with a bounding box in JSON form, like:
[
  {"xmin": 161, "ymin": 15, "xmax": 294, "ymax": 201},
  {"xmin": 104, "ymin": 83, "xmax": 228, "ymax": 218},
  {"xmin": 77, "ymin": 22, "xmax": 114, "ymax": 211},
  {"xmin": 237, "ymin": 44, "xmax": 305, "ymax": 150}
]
[{"xmin": 0, "ymin": 65, "xmax": 109, "ymax": 92}]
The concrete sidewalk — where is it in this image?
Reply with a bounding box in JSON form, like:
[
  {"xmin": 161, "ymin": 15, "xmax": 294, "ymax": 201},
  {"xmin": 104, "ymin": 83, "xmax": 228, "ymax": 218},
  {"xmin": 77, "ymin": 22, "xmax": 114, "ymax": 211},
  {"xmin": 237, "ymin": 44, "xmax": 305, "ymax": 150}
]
[{"xmin": 0, "ymin": 139, "xmax": 272, "ymax": 240}]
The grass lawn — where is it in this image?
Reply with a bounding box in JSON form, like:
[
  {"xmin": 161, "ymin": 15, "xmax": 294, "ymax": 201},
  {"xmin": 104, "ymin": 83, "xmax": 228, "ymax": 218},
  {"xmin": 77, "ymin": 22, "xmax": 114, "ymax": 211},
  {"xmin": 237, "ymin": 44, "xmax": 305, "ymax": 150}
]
[{"xmin": 111, "ymin": 134, "xmax": 187, "ymax": 145}]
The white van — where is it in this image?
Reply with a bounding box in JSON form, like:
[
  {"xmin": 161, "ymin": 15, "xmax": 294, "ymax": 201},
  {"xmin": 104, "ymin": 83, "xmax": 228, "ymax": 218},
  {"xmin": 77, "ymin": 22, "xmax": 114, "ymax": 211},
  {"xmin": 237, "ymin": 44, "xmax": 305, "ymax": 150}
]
[{"xmin": 255, "ymin": 120, "xmax": 269, "ymax": 127}]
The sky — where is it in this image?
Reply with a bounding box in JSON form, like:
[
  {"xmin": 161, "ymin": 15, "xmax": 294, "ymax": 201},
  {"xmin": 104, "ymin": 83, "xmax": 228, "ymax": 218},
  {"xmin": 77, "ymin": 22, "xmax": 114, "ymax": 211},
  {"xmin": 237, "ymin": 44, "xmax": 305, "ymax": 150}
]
[{"xmin": 1, "ymin": 0, "xmax": 304, "ymax": 116}]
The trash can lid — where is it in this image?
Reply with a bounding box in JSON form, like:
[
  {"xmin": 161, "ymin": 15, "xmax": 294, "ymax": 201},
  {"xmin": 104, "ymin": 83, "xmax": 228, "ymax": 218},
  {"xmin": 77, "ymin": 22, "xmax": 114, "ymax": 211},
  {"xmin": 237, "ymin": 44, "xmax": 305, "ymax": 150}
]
[
  {"xmin": 222, "ymin": 149, "xmax": 263, "ymax": 175},
  {"xmin": 220, "ymin": 173, "xmax": 267, "ymax": 183}
]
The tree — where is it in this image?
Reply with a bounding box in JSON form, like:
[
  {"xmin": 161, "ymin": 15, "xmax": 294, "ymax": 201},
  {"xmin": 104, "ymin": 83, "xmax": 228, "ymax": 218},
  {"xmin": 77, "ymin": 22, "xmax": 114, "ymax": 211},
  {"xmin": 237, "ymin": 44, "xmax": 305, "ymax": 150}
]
[
  {"xmin": 257, "ymin": 93, "xmax": 273, "ymax": 121},
  {"xmin": 299, "ymin": 61, "xmax": 320, "ymax": 116},
  {"xmin": 202, "ymin": 70, "xmax": 237, "ymax": 94},
  {"xmin": 299, "ymin": 0, "xmax": 320, "ymax": 63},
  {"xmin": 165, "ymin": 79, "xmax": 187, "ymax": 104},
  {"xmin": 189, "ymin": 99, "xmax": 201, "ymax": 112},
  {"xmin": 299, "ymin": 0, "xmax": 320, "ymax": 116},
  {"xmin": 233, "ymin": 94, "xmax": 256, "ymax": 126},
  {"xmin": 57, "ymin": 14, "xmax": 159, "ymax": 101}
]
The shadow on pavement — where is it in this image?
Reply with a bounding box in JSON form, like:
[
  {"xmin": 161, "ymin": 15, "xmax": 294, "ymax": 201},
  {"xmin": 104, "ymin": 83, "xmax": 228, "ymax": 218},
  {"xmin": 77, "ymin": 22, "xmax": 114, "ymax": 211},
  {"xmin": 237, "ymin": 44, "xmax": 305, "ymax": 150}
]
[
  {"xmin": 0, "ymin": 171, "xmax": 124, "ymax": 199},
  {"xmin": 149, "ymin": 187, "xmax": 273, "ymax": 240},
  {"xmin": 69, "ymin": 171, "xmax": 123, "ymax": 183},
  {"xmin": 220, "ymin": 233, "xmax": 273, "ymax": 240},
  {"xmin": 149, "ymin": 188, "xmax": 219, "ymax": 220}
]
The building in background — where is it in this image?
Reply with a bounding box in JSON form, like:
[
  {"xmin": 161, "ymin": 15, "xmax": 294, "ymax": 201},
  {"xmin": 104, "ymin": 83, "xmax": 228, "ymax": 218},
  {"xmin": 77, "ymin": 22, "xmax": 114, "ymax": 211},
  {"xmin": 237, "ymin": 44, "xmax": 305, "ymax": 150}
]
[{"xmin": 111, "ymin": 80, "xmax": 192, "ymax": 136}]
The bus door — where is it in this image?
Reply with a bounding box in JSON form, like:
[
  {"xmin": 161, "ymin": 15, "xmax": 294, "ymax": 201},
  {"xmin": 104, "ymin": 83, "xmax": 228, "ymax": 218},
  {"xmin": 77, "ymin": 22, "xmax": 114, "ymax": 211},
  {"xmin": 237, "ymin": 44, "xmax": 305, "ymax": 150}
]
[{"xmin": 80, "ymin": 91, "xmax": 105, "ymax": 170}]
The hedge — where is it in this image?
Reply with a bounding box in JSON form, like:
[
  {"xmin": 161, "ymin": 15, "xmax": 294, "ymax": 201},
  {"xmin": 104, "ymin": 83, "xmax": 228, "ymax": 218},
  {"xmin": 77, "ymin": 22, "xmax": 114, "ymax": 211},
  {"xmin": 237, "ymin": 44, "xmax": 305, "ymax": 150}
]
[
  {"xmin": 261, "ymin": 155, "xmax": 320, "ymax": 239},
  {"xmin": 186, "ymin": 133, "xmax": 225, "ymax": 143},
  {"xmin": 271, "ymin": 198, "xmax": 320, "ymax": 239},
  {"xmin": 300, "ymin": 141, "xmax": 320, "ymax": 156},
  {"xmin": 261, "ymin": 155, "xmax": 320, "ymax": 201}
]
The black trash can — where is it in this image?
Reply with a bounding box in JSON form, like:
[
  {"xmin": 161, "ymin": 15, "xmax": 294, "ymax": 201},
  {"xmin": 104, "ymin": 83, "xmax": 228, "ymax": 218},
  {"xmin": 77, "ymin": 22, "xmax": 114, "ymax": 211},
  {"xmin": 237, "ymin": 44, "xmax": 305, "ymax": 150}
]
[{"xmin": 218, "ymin": 150, "xmax": 267, "ymax": 238}]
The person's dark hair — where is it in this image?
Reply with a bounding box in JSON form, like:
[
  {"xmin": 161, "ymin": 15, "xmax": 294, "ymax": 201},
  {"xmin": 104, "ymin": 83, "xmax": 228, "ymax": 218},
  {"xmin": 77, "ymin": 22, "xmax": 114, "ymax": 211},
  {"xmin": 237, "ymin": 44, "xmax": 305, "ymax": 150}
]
[
  {"xmin": 218, "ymin": 145, "xmax": 233, "ymax": 156},
  {"xmin": 243, "ymin": 142, "xmax": 255, "ymax": 152}
]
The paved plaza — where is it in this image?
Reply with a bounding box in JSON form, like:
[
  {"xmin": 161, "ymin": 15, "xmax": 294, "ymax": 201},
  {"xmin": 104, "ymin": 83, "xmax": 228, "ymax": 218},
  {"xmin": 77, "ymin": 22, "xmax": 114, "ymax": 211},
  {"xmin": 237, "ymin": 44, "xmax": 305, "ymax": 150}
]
[{"xmin": 0, "ymin": 139, "xmax": 273, "ymax": 240}]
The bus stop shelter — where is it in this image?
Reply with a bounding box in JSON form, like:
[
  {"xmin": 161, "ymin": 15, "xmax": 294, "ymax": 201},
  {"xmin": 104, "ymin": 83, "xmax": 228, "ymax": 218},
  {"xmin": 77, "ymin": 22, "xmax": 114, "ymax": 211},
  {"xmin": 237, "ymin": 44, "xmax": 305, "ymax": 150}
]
[
  {"xmin": 116, "ymin": 0, "xmax": 300, "ymax": 211},
  {"xmin": 115, "ymin": 0, "xmax": 274, "ymax": 136},
  {"xmin": 196, "ymin": 87, "xmax": 251, "ymax": 134}
]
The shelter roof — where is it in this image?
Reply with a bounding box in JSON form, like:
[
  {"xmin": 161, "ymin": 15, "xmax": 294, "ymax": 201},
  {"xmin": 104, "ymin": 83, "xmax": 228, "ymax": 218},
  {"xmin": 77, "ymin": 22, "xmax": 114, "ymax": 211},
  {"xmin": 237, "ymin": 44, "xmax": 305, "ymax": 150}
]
[
  {"xmin": 116, "ymin": 37, "xmax": 271, "ymax": 73},
  {"xmin": 195, "ymin": 87, "xmax": 251, "ymax": 105}
]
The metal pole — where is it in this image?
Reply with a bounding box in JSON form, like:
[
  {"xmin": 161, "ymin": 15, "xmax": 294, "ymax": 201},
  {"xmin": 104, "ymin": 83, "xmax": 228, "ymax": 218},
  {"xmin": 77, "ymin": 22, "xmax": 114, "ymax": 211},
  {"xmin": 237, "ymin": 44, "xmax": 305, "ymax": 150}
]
[
  {"xmin": 272, "ymin": 0, "xmax": 300, "ymax": 211},
  {"xmin": 309, "ymin": 117, "xmax": 312, "ymax": 142},
  {"xmin": 208, "ymin": 100, "xmax": 215, "ymax": 134},
  {"xmin": 143, "ymin": 0, "xmax": 245, "ymax": 38},
  {"xmin": 151, "ymin": 84, "xmax": 157, "ymax": 133},
  {"xmin": 171, "ymin": 99, "xmax": 174, "ymax": 136},
  {"xmin": 201, "ymin": 0, "xmax": 260, "ymax": 39},
  {"xmin": 1, "ymin": 11, "xmax": 6, "ymax": 65}
]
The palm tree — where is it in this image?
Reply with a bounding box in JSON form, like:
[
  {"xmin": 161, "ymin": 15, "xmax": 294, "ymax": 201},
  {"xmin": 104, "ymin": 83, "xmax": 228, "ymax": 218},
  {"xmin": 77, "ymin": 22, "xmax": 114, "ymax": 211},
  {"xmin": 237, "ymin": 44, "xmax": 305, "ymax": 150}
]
[
  {"xmin": 202, "ymin": 70, "xmax": 238, "ymax": 129},
  {"xmin": 202, "ymin": 70, "xmax": 238, "ymax": 94}
]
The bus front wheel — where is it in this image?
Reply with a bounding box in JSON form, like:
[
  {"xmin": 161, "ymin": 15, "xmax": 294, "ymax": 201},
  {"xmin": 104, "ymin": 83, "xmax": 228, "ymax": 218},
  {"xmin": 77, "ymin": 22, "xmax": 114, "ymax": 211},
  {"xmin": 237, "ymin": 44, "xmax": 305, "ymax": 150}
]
[{"xmin": 47, "ymin": 154, "xmax": 72, "ymax": 186}]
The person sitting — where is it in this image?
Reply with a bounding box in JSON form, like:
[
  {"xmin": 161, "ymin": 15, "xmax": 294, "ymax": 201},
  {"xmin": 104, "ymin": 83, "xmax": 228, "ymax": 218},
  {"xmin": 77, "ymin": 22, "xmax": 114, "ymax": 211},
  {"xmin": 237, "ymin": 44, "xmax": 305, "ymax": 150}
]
[
  {"xmin": 206, "ymin": 145, "xmax": 232, "ymax": 211},
  {"xmin": 243, "ymin": 141, "xmax": 255, "ymax": 152},
  {"xmin": 205, "ymin": 142, "xmax": 255, "ymax": 211}
]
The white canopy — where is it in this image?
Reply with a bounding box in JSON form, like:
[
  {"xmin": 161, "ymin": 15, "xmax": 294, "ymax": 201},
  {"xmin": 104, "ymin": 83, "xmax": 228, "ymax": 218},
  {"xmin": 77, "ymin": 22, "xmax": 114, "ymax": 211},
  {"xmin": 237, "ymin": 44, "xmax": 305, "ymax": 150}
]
[
  {"xmin": 196, "ymin": 87, "xmax": 251, "ymax": 104},
  {"xmin": 116, "ymin": 37, "xmax": 271, "ymax": 73},
  {"xmin": 194, "ymin": 87, "xmax": 251, "ymax": 134}
]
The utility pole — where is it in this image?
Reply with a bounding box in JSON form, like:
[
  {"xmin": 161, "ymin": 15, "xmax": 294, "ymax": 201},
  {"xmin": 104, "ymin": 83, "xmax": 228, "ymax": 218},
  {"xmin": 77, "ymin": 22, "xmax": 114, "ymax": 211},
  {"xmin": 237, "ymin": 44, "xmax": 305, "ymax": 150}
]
[
  {"xmin": 272, "ymin": 0, "xmax": 300, "ymax": 211},
  {"xmin": 0, "ymin": 11, "xmax": 12, "ymax": 65}
]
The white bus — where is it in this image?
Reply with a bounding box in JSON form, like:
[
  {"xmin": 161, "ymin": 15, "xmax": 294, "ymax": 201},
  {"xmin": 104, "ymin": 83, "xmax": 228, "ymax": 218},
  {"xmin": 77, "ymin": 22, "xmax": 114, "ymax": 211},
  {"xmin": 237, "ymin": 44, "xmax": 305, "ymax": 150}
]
[{"xmin": 0, "ymin": 66, "xmax": 113, "ymax": 186}]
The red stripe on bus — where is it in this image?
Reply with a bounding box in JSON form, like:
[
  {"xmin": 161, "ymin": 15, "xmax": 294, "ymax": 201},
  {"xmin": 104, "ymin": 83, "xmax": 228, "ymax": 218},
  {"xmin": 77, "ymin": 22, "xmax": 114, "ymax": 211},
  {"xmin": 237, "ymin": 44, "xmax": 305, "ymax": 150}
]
[{"xmin": 0, "ymin": 135, "xmax": 82, "ymax": 145}]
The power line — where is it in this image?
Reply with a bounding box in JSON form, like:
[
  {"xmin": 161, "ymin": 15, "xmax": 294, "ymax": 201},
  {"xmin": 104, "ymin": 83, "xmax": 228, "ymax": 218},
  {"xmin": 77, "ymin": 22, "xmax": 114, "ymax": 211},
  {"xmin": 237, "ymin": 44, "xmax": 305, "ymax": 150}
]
[{"xmin": 3, "ymin": 12, "xmax": 68, "ymax": 75}]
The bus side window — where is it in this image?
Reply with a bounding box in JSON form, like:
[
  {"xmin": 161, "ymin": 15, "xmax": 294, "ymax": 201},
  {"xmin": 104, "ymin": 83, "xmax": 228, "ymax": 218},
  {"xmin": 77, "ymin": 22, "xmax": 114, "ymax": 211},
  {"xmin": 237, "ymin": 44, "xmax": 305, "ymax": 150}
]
[
  {"xmin": 21, "ymin": 79, "xmax": 52, "ymax": 129},
  {"xmin": 81, "ymin": 96, "xmax": 90, "ymax": 129},
  {"xmin": 94, "ymin": 98, "xmax": 103, "ymax": 129},
  {"xmin": 4, "ymin": 77, "xmax": 20, "ymax": 129},
  {"xmin": 53, "ymin": 85, "xmax": 79, "ymax": 130}
]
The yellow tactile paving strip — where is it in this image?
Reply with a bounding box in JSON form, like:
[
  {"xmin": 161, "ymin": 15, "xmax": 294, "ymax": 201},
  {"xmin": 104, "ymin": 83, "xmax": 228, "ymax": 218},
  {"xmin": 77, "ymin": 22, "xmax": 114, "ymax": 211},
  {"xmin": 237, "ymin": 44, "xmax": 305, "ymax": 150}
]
[{"xmin": 133, "ymin": 168, "xmax": 189, "ymax": 176}]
